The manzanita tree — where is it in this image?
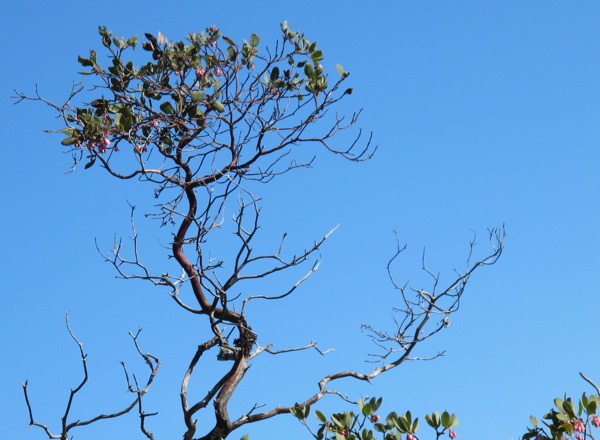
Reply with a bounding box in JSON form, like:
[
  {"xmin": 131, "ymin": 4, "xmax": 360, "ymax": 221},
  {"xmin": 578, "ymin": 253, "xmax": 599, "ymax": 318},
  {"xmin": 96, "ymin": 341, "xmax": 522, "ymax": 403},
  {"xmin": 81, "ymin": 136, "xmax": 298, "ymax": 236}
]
[
  {"xmin": 523, "ymin": 373, "xmax": 600, "ymax": 440},
  {"xmin": 14, "ymin": 22, "xmax": 504, "ymax": 440}
]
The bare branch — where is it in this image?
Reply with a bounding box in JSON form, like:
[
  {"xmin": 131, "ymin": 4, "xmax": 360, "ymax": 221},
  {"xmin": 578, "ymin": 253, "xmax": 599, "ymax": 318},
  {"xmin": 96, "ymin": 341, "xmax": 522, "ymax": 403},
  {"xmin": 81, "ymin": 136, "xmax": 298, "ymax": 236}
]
[
  {"xmin": 580, "ymin": 372, "xmax": 600, "ymax": 395},
  {"xmin": 22, "ymin": 315, "xmax": 159, "ymax": 439}
]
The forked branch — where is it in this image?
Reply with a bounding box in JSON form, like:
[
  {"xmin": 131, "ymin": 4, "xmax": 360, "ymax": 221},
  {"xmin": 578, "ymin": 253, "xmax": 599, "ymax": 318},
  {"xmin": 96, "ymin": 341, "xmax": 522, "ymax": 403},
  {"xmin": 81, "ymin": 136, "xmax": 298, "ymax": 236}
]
[{"xmin": 22, "ymin": 314, "xmax": 159, "ymax": 440}]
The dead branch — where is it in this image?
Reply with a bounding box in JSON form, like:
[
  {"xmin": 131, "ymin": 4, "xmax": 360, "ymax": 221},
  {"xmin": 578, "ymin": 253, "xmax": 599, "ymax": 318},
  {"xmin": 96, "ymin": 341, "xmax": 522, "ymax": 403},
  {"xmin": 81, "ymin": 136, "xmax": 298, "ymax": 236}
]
[{"xmin": 22, "ymin": 314, "xmax": 159, "ymax": 440}]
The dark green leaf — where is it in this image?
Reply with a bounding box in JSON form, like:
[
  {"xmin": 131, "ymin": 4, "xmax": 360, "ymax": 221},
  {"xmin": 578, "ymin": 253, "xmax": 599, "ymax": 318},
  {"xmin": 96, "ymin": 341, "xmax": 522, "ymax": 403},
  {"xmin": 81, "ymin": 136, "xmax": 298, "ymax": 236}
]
[
  {"xmin": 77, "ymin": 56, "xmax": 93, "ymax": 67},
  {"xmin": 160, "ymin": 101, "xmax": 174, "ymax": 114},
  {"xmin": 227, "ymin": 46, "xmax": 237, "ymax": 61},
  {"xmin": 563, "ymin": 399, "xmax": 576, "ymax": 418},
  {"xmin": 223, "ymin": 36, "xmax": 236, "ymax": 45},
  {"xmin": 84, "ymin": 158, "xmax": 96, "ymax": 169},
  {"xmin": 250, "ymin": 33, "xmax": 260, "ymax": 47},
  {"xmin": 304, "ymin": 63, "xmax": 314, "ymax": 78},
  {"xmin": 311, "ymin": 50, "xmax": 323, "ymax": 62},
  {"xmin": 270, "ymin": 67, "xmax": 280, "ymax": 82}
]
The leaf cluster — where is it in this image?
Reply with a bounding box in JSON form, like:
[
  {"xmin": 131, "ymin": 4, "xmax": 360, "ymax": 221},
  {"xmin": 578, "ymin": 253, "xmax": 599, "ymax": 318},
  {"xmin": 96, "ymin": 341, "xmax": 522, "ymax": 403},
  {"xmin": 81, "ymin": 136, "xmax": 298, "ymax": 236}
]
[
  {"xmin": 524, "ymin": 392, "xmax": 600, "ymax": 440},
  {"xmin": 291, "ymin": 397, "xmax": 458, "ymax": 440}
]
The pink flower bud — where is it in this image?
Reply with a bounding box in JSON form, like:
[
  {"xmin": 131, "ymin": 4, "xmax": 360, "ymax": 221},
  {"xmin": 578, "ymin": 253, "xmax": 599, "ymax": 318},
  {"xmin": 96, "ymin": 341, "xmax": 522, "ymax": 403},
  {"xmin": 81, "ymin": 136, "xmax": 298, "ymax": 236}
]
[
  {"xmin": 407, "ymin": 434, "xmax": 415, "ymax": 440},
  {"xmin": 100, "ymin": 136, "xmax": 110, "ymax": 147},
  {"xmin": 214, "ymin": 68, "xmax": 223, "ymax": 76},
  {"xmin": 592, "ymin": 415, "xmax": 600, "ymax": 428},
  {"xmin": 576, "ymin": 434, "xmax": 584, "ymax": 440},
  {"xmin": 196, "ymin": 68, "xmax": 205, "ymax": 77},
  {"xmin": 210, "ymin": 26, "xmax": 218, "ymax": 33},
  {"xmin": 316, "ymin": 64, "xmax": 323, "ymax": 72},
  {"xmin": 211, "ymin": 41, "xmax": 216, "ymax": 47},
  {"xmin": 574, "ymin": 420, "xmax": 585, "ymax": 432},
  {"xmin": 370, "ymin": 414, "xmax": 380, "ymax": 423},
  {"xmin": 449, "ymin": 430, "xmax": 457, "ymax": 439}
]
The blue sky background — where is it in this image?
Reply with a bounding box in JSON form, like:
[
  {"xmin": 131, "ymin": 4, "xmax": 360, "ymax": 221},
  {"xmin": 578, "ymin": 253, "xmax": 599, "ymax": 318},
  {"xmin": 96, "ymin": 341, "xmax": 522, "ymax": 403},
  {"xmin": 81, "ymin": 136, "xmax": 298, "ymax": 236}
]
[{"xmin": 2, "ymin": 1, "xmax": 600, "ymax": 439}]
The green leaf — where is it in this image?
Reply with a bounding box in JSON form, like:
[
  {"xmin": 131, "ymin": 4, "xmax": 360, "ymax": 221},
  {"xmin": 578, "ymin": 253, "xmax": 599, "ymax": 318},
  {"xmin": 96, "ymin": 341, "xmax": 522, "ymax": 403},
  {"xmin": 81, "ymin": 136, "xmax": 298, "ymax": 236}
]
[
  {"xmin": 425, "ymin": 414, "xmax": 435, "ymax": 428},
  {"xmin": 240, "ymin": 435, "xmax": 250, "ymax": 440},
  {"xmin": 371, "ymin": 397, "xmax": 382, "ymax": 412},
  {"xmin": 412, "ymin": 418, "xmax": 419, "ymax": 433},
  {"xmin": 386, "ymin": 412, "xmax": 398, "ymax": 428},
  {"xmin": 563, "ymin": 399, "xmax": 576, "ymax": 418},
  {"xmin": 361, "ymin": 403, "xmax": 372, "ymax": 417},
  {"xmin": 315, "ymin": 410, "xmax": 327, "ymax": 423},
  {"xmin": 290, "ymin": 406, "xmax": 303, "ymax": 420},
  {"xmin": 311, "ymin": 50, "xmax": 323, "ymax": 62},
  {"xmin": 530, "ymin": 415, "xmax": 539, "ymax": 427},
  {"xmin": 160, "ymin": 101, "xmax": 174, "ymax": 114},
  {"xmin": 250, "ymin": 33, "xmax": 260, "ymax": 47},
  {"xmin": 344, "ymin": 412, "xmax": 352, "ymax": 428},
  {"xmin": 336, "ymin": 64, "xmax": 346, "ymax": 77},
  {"xmin": 223, "ymin": 36, "xmax": 236, "ymax": 45},
  {"xmin": 61, "ymin": 137, "xmax": 78, "ymax": 146},
  {"xmin": 84, "ymin": 157, "xmax": 96, "ymax": 169},
  {"xmin": 304, "ymin": 63, "xmax": 314, "ymax": 78},
  {"xmin": 331, "ymin": 414, "xmax": 345, "ymax": 428},
  {"xmin": 191, "ymin": 91, "xmax": 204, "ymax": 103},
  {"xmin": 449, "ymin": 415, "xmax": 459, "ymax": 429},
  {"xmin": 77, "ymin": 56, "xmax": 93, "ymax": 67},
  {"xmin": 270, "ymin": 66, "xmax": 280, "ymax": 82},
  {"xmin": 396, "ymin": 416, "xmax": 410, "ymax": 432},
  {"xmin": 210, "ymin": 99, "xmax": 225, "ymax": 112},
  {"xmin": 554, "ymin": 398, "xmax": 564, "ymax": 412},
  {"xmin": 441, "ymin": 411, "xmax": 451, "ymax": 429},
  {"xmin": 227, "ymin": 46, "xmax": 237, "ymax": 61}
]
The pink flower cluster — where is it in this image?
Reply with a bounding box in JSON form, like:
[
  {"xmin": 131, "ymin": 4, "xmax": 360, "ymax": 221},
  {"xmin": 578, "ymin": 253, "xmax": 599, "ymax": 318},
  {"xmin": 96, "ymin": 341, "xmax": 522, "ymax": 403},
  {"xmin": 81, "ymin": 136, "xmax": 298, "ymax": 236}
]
[
  {"xmin": 593, "ymin": 415, "xmax": 600, "ymax": 428},
  {"xmin": 449, "ymin": 430, "xmax": 457, "ymax": 439},
  {"xmin": 99, "ymin": 136, "xmax": 110, "ymax": 154},
  {"xmin": 86, "ymin": 135, "xmax": 115, "ymax": 154},
  {"xmin": 573, "ymin": 419, "xmax": 586, "ymax": 432}
]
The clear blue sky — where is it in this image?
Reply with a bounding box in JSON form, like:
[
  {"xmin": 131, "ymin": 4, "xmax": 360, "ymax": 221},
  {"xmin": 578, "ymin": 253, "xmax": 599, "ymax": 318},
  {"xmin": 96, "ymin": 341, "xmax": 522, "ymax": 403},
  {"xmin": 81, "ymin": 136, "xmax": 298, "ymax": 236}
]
[{"xmin": 2, "ymin": 1, "xmax": 600, "ymax": 439}]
